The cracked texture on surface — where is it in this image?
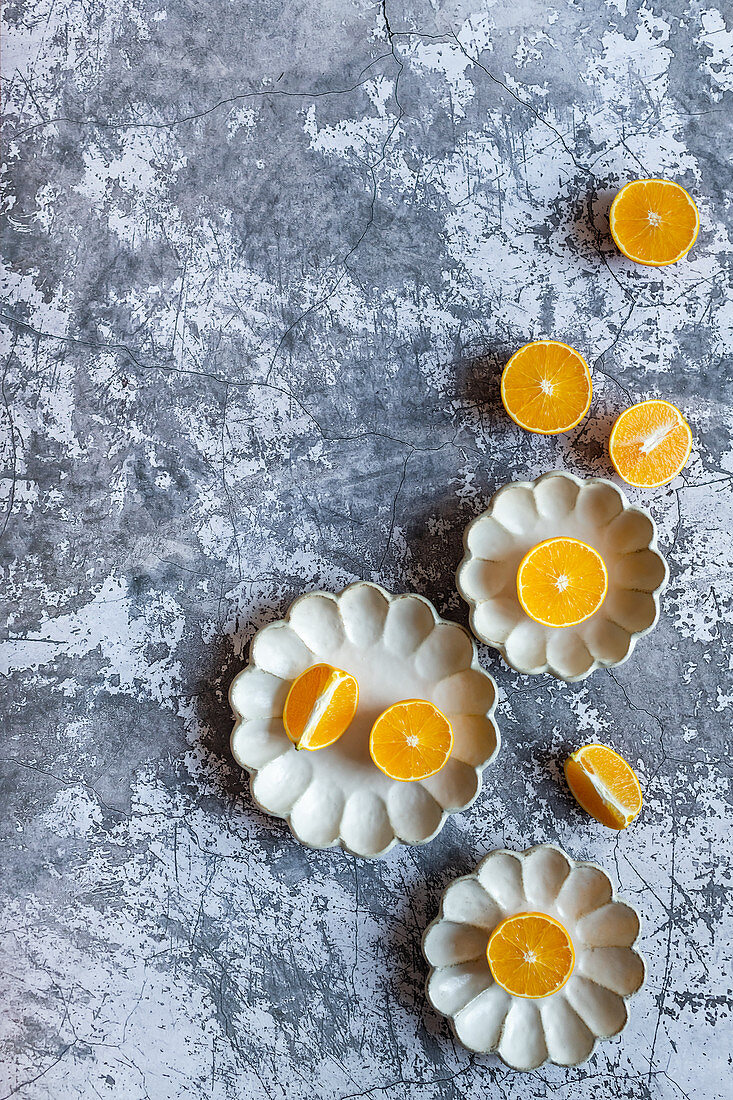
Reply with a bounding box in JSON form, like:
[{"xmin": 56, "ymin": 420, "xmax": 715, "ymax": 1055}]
[{"xmin": 1, "ymin": 0, "xmax": 731, "ymax": 1097}]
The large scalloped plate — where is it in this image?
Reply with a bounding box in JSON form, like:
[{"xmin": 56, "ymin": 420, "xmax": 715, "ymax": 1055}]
[
  {"xmin": 229, "ymin": 582, "xmax": 501, "ymax": 858},
  {"xmin": 456, "ymin": 471, "xmax": 669, "ymax": 681},
  {"xmin": 423, "ymin": 843, "xmax": 646, "ymax": 1071}
]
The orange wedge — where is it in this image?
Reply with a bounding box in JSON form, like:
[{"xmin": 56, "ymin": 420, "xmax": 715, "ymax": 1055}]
[
  {"xmin": 516, "ymin": 538, "xmax": 608, "ymax": 628},
  {"xmin": 609, "ymin": 179, "xmax": 699, "ymax": 266},
  {"xmin": 369, "ymin": 700, "xmax": 453, "ymax": 782},
  {"xmin": 501, "ymin": 340, "xmax": 592, "ymax": 434},
  {"xmin": 283, "ymin": 663, "xmax": 358, "ymax": 751},
  {"xmin": 564, "ymin": 743, "xmax": 643, "ymax": 830},
  {"xmin": 609, "ymin": 399, "xmax": 692, "ymax": 487},
  {"xmin": 487, "ymin": 912, "xmax": 575, "ymax": 999}
]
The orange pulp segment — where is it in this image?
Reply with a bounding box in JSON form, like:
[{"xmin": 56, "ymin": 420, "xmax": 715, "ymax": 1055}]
[
  {"xmin": 516, "ymin": 538, "xmax": 608, "ymax": 628},
  {"xmin": 609, "ymin": 399, "xmax": 692, "ymax": 487},
  {"xmin": 564, "ymin": 743, "xmax": 643, "ymax": 830},
  {"xmin": 283, "ymin": 663, "xmax": 359, "ymax": 751},
  {"xmin": 609, "ymin": 179, "xmax": 699, "ymax": 266},
  {"xmin": 501, "ymin": 340, "xmax": 592, "ymax": 434},
  {"xmin": 369, "ymin": 700, "xmax": 453, "ymax": 782},
  {"xmin": 487, "ymin": 912, "xmax": 575, "ymax": 998}
]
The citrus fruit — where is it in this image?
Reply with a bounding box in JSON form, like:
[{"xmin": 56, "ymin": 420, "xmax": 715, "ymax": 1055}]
[
  {"xmin": 283, "ymin": 663, "xmax": 359, "ymax": 751},
  {"xmin": 487, "ymin": 912, "xmax": 575, "ymax": 998},
  {"xmin": 609, "ymin": 399, "xmax": 692, "ymax": 487},
  {"xmin": 500, "ymin": 340, "xmax": 592, "ymax": 435},
  {"xmin": 609, "ymin": 179, "xmax": 699, "ymax": 266},
  {"xmin": 369, "ymin": 700, "xmax": 453, "ymax": 782},
  {"xmin": 516, "ymin": 538, "xmax": 608, "ymax": 628},
  {"xmin": 564, "ymin": 743, "xmax": 643, "ymax": 830}
]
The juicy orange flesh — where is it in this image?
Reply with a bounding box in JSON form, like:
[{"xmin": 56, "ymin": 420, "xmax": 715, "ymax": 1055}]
[
  {"xmin": 369, "ymin": 700, "xmax": 453, "ymax": 782},
  {"xmin": 609, "ymin": 400, "xmax": 692, "ymax": 487},
  {"xmin": 610, "ymin": 180, "xmax": 698, "ymax": 265},
  {"xmin": 565, "ymin": 743, "xmax": 643, "ymax": 830},
  {"xmin": 283, "ymin": 663, "xmax": 358, "ymax": 750},
  {"xmin": 487, "ymin": 912, "xmax": 575, "ymax": 998},
  {"xmin": 501, "ymin": 341, "xmax": 592, "ymax": 434},
  {"xmin": 517, "ymin": 538, "xmax": 608, "ymax": 628}
]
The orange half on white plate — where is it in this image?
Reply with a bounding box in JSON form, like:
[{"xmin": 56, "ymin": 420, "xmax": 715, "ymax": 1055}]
[
  {"xmin": 487, "ymin": 911, "xmax": 575, "ymax": 998},
  {"xmin": 516, "ymin": 537, "xmax": 608, "ymax": 628},
  {"xmin": 283, "ymin": 663, "xmax": 359, "ymax": 750},
  {"xmin": 369, "ymin": 699, "xmax": 453, "ymax": 782}
]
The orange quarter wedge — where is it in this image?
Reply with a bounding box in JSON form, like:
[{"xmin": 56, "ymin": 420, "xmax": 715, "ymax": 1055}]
[
  {"xmin": 283, "ymin": 663, "xmax": 358, "ymax": 751},
  {"xmin": 610, "ymin": 179, "xmax": 699, "ymax": 266},
  {"xmin": 564, "ymin": 743, "xmax": 643, "ymax": 830},
  {"xmin": 487, "ymin": 912, "xmax": 575, "ymax": 998},
  {"xmin": 369, "ymin": 700, "xmax": 453, "ymax": 782},
  {"xmin": 609, "ymin": 399, "xmax": 692, "ymax": 487},
  {"xmin": 517, "ymin": 538, "xmax": 608, "ymax": 628},
  {"xmin": 501, "ymin": 340, "xmax": 592, "ymax": 434}
]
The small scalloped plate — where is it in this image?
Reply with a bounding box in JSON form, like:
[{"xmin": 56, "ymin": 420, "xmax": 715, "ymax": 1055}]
[
  {"xmin": 423, "ymin": 844, "xmax": 646, "ymax": 1071},
  {"xmin": 456, "ymin": 471, "xmax": 669, "ymax": 680},
  {"xmin": 229, "ymin": 582, "xmax": 501, "ymax": 857}
]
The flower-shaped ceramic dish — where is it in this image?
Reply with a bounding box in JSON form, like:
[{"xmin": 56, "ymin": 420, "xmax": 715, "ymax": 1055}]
[
  {"xmin": 423, "ymin": 844, "xmax": 645, "ymax": 1071},
  {"xmin": 456, "ymin": 471, "xmax": 669, "ymax": 680},
  {"xmin": 229, "ymin": 582, "xmax": 500, "ymax": 857}
]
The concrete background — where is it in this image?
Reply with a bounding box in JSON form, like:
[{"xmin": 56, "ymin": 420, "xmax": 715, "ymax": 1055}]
[{"xmin": 1, "ymin": 1, "xmax": 731, "ymax": 1097}]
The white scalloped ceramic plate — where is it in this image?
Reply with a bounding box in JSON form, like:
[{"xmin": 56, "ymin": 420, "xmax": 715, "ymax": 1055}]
[
  {"xmin": 423, "ymin": 844, "xmax": 645, "ymax": 1071},
  {"xmin": 456, "ymin": 471, "xmax": 669, "ymax": 680},
  {"xmin": 229, "ymin": 582, "xmax": 500, "ymax": 857}
]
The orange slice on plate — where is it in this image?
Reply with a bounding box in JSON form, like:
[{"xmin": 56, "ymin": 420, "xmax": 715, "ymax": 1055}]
[
  {"xmin": 565, "ymin": 743, "xmax": 643, "ymax": 830},
  {"xmin": 609, "ymin": 399, "xmax": 692, "ymax": 487},
  {"xmin": 501, "ymin": 340, "xmax": 592, "ymax": 435},
  {"xmin": 283, "ymin": 663, "xmax": 359, "ymax": 751},
  {"xmin": 516, "ymin": 537, "xmax": 608, "ymax": 628},
  {"xmin": 369, "ymin": 700, "xmax": 453, "ymax": 782},
  {"xmin": 609, "ymin": 179, "xmax": 699, "ymax": 266},
  {"xmin": 487, "ymin": 912, "xmax": 575, "ymax": 998}
]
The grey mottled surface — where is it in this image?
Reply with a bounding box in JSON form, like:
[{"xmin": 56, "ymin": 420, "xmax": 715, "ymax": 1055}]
[{"xmin": 1, "ymin": 1, "xmax": 732, "ymax": 1097}]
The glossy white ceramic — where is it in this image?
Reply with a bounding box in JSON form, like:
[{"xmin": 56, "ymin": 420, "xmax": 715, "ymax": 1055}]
[
  {"xmin": 456, "ymin": 471, "xmax": 669, "ymax": 680},
  {"xmin": 230, "ymin": 582, "xmax": 500, "ymax": 857},
  {"xmin": 423, "ymin": 844, "xmax": 645, "ymax": 1071}
]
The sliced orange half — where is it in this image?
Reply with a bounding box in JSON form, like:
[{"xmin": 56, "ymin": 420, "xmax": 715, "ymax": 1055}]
[
  {"xmin": 609, "ymin": 179, "xmax": 699, "ymax": 266},
  {"xmin": 283, "ymin": 663, "xmax": 358, "ymax": 751},
  {"xmin": 609, "ymin": 399, "xmax": 692, "ymax": 487},
  {"xmin": 564, "ymin": 743, "xmax": 643, "ymax": 830},
  {"xmin": 487, "ymin": 912, "xmax": 575, "ymax": 998},
  {"xmin": 369, "ymin": 700, "xmax": 453, "ymax": 782},
  {"xmin": 516, "ymin": 537, "xmax": 608, "ymax": 628},
  {"xmin": 501, "ymin": 340, "xmax": 592, "ymax": 435}
]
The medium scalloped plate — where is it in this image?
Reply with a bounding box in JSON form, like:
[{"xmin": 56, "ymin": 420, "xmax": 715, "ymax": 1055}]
[
  {"xmin": 229, "ymin": 582, "xmax": 501, "ymax": 857},
  {"xmin": 456, "ymin": 471, "xmax": 669, "ymax": 680},
  {"xmin": 423, "ymin": 844, "xmax": 646, "ymax": 1071}
]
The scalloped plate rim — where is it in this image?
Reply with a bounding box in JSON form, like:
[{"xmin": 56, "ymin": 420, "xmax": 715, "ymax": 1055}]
[
  {"xmin": 422, "ymin": 842, "xmax": 647, "ymax": 1071},
  {"xmin": 456, "ymin": 470, "xmax": 670, "ymax": 681},
  {"xmin": 229, "ymin": 580, "xmax": 501, "ymax": 858}
]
